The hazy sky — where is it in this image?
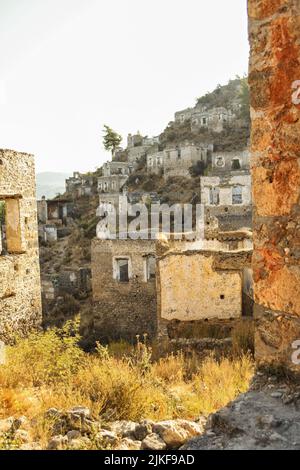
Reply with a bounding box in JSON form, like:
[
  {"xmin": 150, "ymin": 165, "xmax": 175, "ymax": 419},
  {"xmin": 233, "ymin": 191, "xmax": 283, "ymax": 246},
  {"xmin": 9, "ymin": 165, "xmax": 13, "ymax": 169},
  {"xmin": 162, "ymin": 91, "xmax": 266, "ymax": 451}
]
[{"xmin": 0, "ymin": 0, "xmax": 249, "ymax": 174}]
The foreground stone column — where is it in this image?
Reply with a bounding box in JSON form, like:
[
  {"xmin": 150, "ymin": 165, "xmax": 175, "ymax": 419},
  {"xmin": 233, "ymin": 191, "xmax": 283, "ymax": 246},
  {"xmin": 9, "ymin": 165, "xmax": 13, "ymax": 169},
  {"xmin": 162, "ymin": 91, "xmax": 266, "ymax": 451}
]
[{"xmin": 248, "ymin": 0, "xmax": 300, "ymax": 371}]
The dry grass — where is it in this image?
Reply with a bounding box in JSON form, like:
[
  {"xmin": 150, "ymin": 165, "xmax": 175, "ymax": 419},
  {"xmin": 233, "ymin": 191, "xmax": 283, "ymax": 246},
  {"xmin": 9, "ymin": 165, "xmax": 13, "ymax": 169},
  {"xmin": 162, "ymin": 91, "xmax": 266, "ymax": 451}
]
[{"xmin": 0, "ymin": 320, "xmax": 254, "ymax": 447}]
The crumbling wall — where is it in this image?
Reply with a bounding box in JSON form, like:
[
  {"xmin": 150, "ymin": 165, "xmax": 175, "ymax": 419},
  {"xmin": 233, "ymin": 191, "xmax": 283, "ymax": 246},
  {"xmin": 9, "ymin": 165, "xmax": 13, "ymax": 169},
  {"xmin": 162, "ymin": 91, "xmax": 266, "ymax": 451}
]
[
  {"xmin": 156, "ymin": 239, "xmax": 252, "ymax": 337},
  {"xmin": 0, "ymin": 149, "xmax": 42, "ymax": 342},
  {"xmin": 248, "ymin": 0, "xmax": 300, "ymax": 370}
]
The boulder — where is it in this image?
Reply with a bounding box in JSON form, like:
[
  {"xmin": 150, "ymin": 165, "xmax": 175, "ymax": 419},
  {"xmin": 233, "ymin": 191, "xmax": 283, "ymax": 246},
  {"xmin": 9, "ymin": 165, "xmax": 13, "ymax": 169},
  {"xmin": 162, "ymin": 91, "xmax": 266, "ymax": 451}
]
[
  {"xmin": 107, "ymin": 421, "xmax": 137, "ymax": 439},
  {"xmin": 117, "ymin": 438, "xmax": 142, "ymax": 450},
  {"xmin": 153, "ymin": 420, "xmax": 204, "ymax": 448},
  {"xmin": 47, "ymin": 435, "xmax": 68, "ymax": 450},
  {"xmin": 14, "ymin": 429, "xmax": 30, "ymax": 444},
  {"xmin": 68, "ymin": 437, "xmax": 91, "ymax": 450},
  {"xmin": 96, "ymin": 430, "xmax": 119, "ymax": 446},
  {"xmin": 141, "ymin": 433, "xmax": 167, "ymax": 450},
  {"xmin": 134, "ymin": 420, "xmax": 153, "ymax": 441},
  {"xmin": 67, "ymin": 430, "xmax": 82, "ymax": 441}
]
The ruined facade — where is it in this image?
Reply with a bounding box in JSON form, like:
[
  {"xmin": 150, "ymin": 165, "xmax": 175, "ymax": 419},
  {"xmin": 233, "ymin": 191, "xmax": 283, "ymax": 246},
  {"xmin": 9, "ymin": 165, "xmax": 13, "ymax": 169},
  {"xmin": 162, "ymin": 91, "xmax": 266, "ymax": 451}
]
[
  {"xmin": 91, "ymin": 230, "xmax": 252, "ymax": 342},
  {"xmin": 248, "ymin": 0, "xmax": 300, "ymax": 371},
  {"xmin": 156, "ymin": 236, "xmax": 252, "ymax": 337},
  {"xmin": 175, "ymin": 104, "xmax": 238, "ymax": 133},
  {"xmin": 0, "ymin": 149, "xmax": 42, "ymax": 342},
  {"xmin": 91, "ymin": 239, "xmax": 157, "ymax": 341},
  {"xmin": 147, "ymin": 143, "xmax": 214, "ymax": 179}
]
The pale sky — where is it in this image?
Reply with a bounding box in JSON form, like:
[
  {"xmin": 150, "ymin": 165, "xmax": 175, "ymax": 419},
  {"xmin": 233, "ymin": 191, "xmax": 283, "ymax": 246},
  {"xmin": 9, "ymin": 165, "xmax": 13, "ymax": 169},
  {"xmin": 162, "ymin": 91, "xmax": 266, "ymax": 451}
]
[{"xmin": 0, "ymin": 0, "xmax": 249, "ymax": 174}]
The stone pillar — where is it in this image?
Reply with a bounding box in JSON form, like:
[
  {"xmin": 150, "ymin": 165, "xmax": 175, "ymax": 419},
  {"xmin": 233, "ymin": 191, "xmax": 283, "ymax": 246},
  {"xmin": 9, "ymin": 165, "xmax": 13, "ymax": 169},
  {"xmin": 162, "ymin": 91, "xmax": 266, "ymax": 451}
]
[{"xmin": 248, "ymin": 0, "xmax": 300, "ymax": 370}]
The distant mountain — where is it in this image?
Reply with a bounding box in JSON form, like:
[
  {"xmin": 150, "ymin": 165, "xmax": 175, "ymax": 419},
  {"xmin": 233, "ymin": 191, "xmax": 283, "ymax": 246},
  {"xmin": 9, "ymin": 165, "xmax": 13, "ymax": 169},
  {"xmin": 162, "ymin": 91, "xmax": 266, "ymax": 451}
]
[{"xmin": 36, "ymin": 172, "xmax": 71, "ymax": 199}]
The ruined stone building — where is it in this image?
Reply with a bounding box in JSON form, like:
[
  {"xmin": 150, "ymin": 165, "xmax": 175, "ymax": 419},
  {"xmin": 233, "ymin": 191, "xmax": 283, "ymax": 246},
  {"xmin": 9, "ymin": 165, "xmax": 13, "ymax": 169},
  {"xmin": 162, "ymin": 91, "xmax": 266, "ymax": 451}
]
[
  {"xmin": 91, "ymin": 239, "xmax": 157, "ymax": 341},
  {"xmin": 147, "ymin": 143, "xmax": 214, "ymax": 179},
  {"xmin": 0, "ymin": 149, "xmax": 42, "ymax": 342},
  {"xmin": 127, "ymin": 132, "xmax": 160, "ymax": 167},
  {"xmin": 102, "ymin": 161, "xmax": 133, "ymax": 177},
  {"xmin": 156, "ymin": 235, "xmax": 252, "ymax": 338},
  {"xmin": 175, "ymin": 104, "xmax": 238, "ymax": 133},
  {"xmin": 211, "ymin": 149, "xmax": 250, "ymax": 174},
  {"xmin": 65, "ymin": 172, "xmax": 97, "ymax": 198},
  {"xmin": 37, "ymin": 196, "xmax": 73, "ymax": 243},
  {"xmin": 90, "ymin": 230, "xmax": 253, "ymax": 342}
]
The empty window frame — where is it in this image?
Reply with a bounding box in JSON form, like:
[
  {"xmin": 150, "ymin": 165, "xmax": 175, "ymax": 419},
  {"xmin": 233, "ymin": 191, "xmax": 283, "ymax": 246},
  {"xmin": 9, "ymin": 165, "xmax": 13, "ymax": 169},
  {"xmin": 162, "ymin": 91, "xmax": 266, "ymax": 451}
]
[
  {"xmin": 232, "ymin": 186, "xmax": 243, "ymax": 205},
  {"xmin": 144, "ymin": 255, "xmax": 156, "ymax": 282},
  {"xmin": 114, "ymin": 257, "xmax": 131, "ymax": 282},
  {"xmin": 209, "ymin": 187, "xmax": 220, "ymax": 206},
  {"xmin": 231, "ymin": 158, "xmax": 241, "ymax": 170}
]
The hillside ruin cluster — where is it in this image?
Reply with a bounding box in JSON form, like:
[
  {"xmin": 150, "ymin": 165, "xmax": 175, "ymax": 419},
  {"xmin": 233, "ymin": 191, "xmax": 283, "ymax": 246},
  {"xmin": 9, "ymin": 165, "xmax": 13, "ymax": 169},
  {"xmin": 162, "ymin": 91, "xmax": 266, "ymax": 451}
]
[{"xmin": 0, "ymin": 87, "xmax": 254, "ymax": 347}]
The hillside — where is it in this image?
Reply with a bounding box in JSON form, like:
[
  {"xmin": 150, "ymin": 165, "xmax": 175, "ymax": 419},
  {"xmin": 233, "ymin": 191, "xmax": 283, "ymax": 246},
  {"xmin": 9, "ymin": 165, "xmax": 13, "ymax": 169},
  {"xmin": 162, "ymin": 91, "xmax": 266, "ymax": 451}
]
[{"xmin": 160, "ymin": 77, "xmax": 250, "ymax": 151}]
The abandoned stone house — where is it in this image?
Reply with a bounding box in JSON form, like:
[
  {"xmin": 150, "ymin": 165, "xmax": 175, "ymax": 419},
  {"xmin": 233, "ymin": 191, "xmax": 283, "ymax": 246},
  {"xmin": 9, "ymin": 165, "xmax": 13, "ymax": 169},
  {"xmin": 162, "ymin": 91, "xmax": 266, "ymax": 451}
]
[
  {"xmin": 211, "ymin": 149, "xmax": 250, "ymax": 174},
  {"xmin": 0, "ymin": 149, "xmax": 42, "ymax": 342},
  {"xmin": 156, "ymin": 236, "xmax": 252, "ymax": 338},
  {"xmin": 102, "ymin": 161, "xmax": 133, "ymax": 177},
  {"xmin": 126, "ymin": 132, "xmax": 160, "ymax": 167},
  {"xmin": 147, "ymin": 143, "xmax": 214, "ymax": 178},
  {"xmin": 91, "ymin": 239, "xmax": 157, "ymax": 341},
  {"xmin": 90, "ymin": 230, "xmax": 253, "ymax": 342},
  {"xmin": 200, "ymin": 174, "xmax": 252, "ymax": 208},
  {"xmin": 37, "ymin": 196, "xmax": 73, "ymax": 243},
  {"xmin": 37, "ymin": 196, "xmax": 70, "ymax": 225},
  {"xmin": 175, "ymin": 104, "xmax": 237, "ymax": 133},
  {"xmin": 65, "ymin": 172, "xmax": 97, "ymax": 198},
  {"xmin": 98, "ymin": 174, "xmax": 128, "ymax": 194},
  {"xmin": 191, "ymin": 107, "xmax": 236, "ymax": 133}
]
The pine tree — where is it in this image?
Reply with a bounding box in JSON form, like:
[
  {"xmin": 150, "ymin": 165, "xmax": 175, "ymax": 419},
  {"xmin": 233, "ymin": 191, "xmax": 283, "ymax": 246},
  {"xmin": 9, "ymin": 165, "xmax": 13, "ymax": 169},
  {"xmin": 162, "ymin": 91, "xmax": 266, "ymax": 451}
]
[{"xmin": 102, "ymin": 125, "xmax": 122, "ymax": 158}]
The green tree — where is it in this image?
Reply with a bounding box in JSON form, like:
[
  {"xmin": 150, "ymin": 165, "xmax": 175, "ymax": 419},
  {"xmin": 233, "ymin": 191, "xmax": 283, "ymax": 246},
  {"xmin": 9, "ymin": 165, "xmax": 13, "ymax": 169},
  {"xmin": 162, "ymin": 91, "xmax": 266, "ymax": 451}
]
[{"xmin": 102, "ymin": 125, "xmax": 122, "ymax": 158}]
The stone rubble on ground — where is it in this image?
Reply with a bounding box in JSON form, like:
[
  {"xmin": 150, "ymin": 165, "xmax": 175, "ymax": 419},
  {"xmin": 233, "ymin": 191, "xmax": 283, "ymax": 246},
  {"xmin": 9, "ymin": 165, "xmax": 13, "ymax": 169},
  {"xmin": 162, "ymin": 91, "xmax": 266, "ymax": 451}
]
[{"xmin": 0, "ymin": 407, "xmax": 206, "ymax": 450}]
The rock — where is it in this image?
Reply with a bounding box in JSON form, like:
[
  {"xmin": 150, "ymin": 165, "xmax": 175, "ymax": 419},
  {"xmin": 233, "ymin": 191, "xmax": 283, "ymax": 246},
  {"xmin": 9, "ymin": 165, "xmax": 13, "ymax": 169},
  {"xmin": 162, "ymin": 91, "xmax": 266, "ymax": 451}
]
[
  {"xmin": 67, "ymin": 430, "xmax": 82, "ymax": 441},
  {"xmin": 269, "ymin": 432, "xmax": 288, "ymax": 443},
  {"xmin": 68, "ymin": 407, "xmax": 90, "ymax": 418},
  {"xmin": 257, "ymin": 414, "xmax": 282, "ymax": 429},
  {"xmin": 141, "ymin": 433, "xmax": 167, "ymax": 450},
  {"xmin": 45, "ymin": 408, "xmax": 61, "ymax": 419},
  {"xmin": 68, "ymin": 437, "xmax": 91, "ymax": 450},
  {"xmin": 0, "ymin": 417, "xmax": 14, "ymax": 434},
  {"xmin": 271, "ymin": 392, "xmax": 283, "ymax": 399},
  {"xmin": 134, "ymin": 420, "xmax": 153, "ymax": 441},
  {"xmin": 153, "ymin": 420, "xmax": 204, "ymax": 449},
  {"xmin": 47, "ymin": 435, "xmax": 68, "ymax": 450},
  {"xmin": 108, "ymin": 421, "xmax": 137, "ymax": 439},
  {"xmin": 14, "ymin": 429, "xmax": 30, "ymax": 443},
  {"xmin": 13, "ymin": 416, "xmax": 29, "ymax": 431},
  {"xmin": 96, "ymin": 430, "xmax": 119, "ymax": 446},
  {"xmin": 117, "ymin": 438, "xmax": 142, "ymax": 450}
]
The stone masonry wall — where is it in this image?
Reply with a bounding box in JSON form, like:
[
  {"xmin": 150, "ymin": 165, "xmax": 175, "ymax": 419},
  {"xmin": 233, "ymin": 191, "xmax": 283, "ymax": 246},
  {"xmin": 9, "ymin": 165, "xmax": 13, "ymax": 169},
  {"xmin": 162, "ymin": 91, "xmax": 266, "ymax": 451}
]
[
  {"xmin": 91, "ymin": 239, "xmax": 157, "ymax": 342},
  {"xmin": 156, "ymin": 239, "xmax": 251, "ymax": 337},
  {"xmin": 248, "ymin": 0, "xmax": 300, "ymax": 370},
  {"xmin": 0, "ymin": 149, "xmax": 42, "ymax": 342}
]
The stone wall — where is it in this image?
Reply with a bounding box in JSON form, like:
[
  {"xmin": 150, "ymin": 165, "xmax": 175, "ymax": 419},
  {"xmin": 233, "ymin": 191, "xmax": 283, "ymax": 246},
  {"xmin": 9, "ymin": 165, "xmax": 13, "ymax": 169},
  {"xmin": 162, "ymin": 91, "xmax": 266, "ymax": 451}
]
[
  {"xmin": 91, "ymin": 239, "xmax": 157, "ymax": 342},
  {"xmin": 248, "ymin": 0, "xmax": 300, "ymax": 371},
  {"xmin": 156, "ymin": 238, "xmax": 252, "ymax": 337},
  {"xmin": 0, "ymin": 149, "xmax": 42, "ymax": 342}
]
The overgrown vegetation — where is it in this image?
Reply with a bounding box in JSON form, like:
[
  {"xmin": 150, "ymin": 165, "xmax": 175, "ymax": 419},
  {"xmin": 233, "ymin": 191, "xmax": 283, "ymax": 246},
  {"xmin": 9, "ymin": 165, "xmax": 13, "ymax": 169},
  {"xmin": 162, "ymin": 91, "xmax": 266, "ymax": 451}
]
[{"xmin": 0, "ymin": 319, "xmax": 254, "ymax": 448}]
